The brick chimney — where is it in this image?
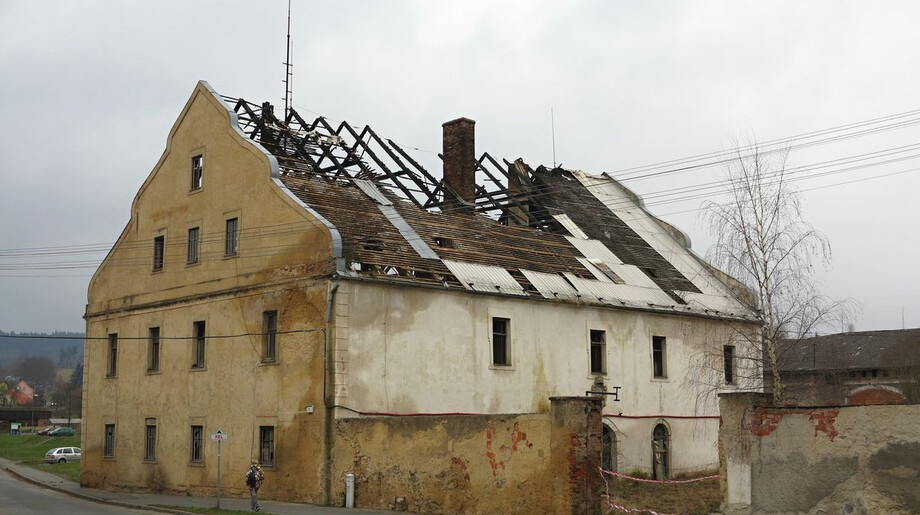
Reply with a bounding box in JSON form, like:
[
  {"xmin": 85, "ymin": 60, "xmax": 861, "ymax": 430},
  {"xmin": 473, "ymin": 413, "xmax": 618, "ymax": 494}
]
[{"xmin": 442, "ymin": 117, "xmax": 476, "ymax": 210}]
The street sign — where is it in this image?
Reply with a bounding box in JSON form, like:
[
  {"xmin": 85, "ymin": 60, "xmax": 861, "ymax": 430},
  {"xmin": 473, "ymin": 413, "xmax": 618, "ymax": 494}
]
[{"xmin": 210, "ymin": 429, "xmax": 229, "ymax": 441}]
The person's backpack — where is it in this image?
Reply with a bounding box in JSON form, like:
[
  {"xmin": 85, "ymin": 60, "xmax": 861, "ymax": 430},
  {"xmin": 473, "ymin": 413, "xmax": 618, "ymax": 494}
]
[{"xmin": 246, "ymin": 467, "xmax": 257, "ymax": 487}]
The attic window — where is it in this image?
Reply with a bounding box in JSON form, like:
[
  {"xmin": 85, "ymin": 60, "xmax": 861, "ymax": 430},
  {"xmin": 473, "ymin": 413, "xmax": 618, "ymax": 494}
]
[
  {"xmin": 434, "ymin": 237, "xmax": 456, "ymax": 248},
  {"xmin": 191, "ymin": 155, "xmax": 203, "ymax": 190}
]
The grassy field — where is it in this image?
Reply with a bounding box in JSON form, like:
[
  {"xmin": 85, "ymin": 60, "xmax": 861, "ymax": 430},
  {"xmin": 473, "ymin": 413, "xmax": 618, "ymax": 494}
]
[
  {"xmin": 602, "ymin": 470, "xmax": 721, "ymax": 515},
  {"xmin": 0, "ymin": 433, "xmax": 82, "ymax": 482}
]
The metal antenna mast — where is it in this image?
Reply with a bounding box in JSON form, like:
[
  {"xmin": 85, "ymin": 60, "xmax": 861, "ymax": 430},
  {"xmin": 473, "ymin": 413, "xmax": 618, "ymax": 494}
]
[{"xmin": 282, "ymin": 0, "xmax": 293, "ymax": 118}]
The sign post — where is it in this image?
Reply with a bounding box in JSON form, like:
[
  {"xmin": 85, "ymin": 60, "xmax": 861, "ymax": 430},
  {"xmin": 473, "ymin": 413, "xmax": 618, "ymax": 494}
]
[{"xmin": 210, "ymin": 430, "xmax": 229, "ymax": 508}]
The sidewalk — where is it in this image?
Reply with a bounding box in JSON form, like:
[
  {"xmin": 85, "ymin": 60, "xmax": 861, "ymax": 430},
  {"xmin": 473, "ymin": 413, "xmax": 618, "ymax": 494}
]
[{"xmin": 0, "ymin": 457, "xmax": 401, "ymax": 515}]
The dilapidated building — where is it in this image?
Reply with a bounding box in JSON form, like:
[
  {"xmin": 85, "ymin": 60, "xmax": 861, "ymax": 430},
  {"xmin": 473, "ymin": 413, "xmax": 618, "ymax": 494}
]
[{"xmin": 82, "ymin": 81, "xmax": 757, "ymax": 513}]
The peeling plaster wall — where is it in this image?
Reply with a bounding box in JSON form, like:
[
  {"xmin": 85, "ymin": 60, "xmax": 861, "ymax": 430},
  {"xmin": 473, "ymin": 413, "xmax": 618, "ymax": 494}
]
[
  {"xmin": 720, "ymin": 393, "xmax": 920, "ymax": 515},
  {"xmin": 335, "ymin": 280, "xmax": 748, "ymax": 475},
  {"xmin": 329, "ymin": 397, "xmax": 603, "ymax": 515}
]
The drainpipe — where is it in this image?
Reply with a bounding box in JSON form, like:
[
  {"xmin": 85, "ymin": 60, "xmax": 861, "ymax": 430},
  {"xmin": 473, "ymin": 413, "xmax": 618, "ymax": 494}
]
[{"xmin": 322, "ymin": 281, "xmax": 340, "ymax": 506}]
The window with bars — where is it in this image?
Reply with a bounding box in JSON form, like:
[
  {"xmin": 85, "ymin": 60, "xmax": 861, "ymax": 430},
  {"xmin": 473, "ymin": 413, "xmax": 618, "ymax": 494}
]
[
  {"xmin": 192, "ymin": 321, "xmax": 206, "ymax": 368},
  {"xmin": 144, "ymin": 419, "xmax": 157, "ymax": 461},
  {"xmin": 259, "ymin": 426, "xmax": 275, "ymax": 466},
  {"xmin": 190, "ymin": 425, "xmax": 203, "ymax": 462},
  {"xmin": 153, "ymin": 236, "xmax": 165, "ymax": 271},
  {"xmin": 104, "ymin": 424, "xmax": 115, "ymax": 457},
  {"xmin": 187, "ymin": 227, "xmax": 200, "ymax": 264},
  {"xmin": 225, "ymin": 218, "xmax": 239, "ymax": 256}
]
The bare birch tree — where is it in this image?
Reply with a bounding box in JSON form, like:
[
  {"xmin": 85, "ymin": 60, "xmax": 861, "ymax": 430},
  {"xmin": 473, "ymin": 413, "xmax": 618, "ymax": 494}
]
[{"xmin": 701, "ymin": 140, "xmax": 857, "ymax": 404}]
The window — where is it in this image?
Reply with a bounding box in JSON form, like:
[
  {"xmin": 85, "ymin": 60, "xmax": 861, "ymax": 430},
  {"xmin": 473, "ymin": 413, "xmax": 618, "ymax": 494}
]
[
  {"xmin": 144, "ymin": 419, "xmax": 157, "ymax": 461},
  {"xmin": 104, "ymin": 424, "xmax": 115, "ymax": 457},
  {"xmin": 590, "ymin": 330, "xmax": 606, "ymax": 374},
  {"xmin": 153, "ymin": 236, "xmax": 165, "ymax": 271},
  {"xmin": 225, "ymin": 218, "xmax": 239, "ymax": 256},
  {"xmin": 191, "ymin": 155, "xmax": 203, "ymax": 190},
  {"xmin": 187, "ymin": 227, "xmax": 200, "ymax": 264},
  {"xmin": 259, "ymin": 426, "xmax": 275, "ymax": 466},
  {"xmin": 263, "ymin": 310, "xmax": 278, "ymax": 362},
  {"xmin": 107, "ymin": 333, "xmax": 118, "ymax": 376},
  {"xmin": 148, "ymin": 327, "xmax": 160, "ymax": 372},
  {"xmin": 190, "ymin": 425, "xmax": 203, "ymax": 462},
  {"xmin": 724, "ymin": 345, "xmax": 735, "ymax": 385},
  {"xmin": 492, "ymin": 317, "xmax": 510, "ymax": 366},
  {"xmin": 192, "ymin": 321, "xmax": 206, "ymax": 368},
  {"xmin": 652, "ymin": 336, "xmax": 667, "ymax": 379}
]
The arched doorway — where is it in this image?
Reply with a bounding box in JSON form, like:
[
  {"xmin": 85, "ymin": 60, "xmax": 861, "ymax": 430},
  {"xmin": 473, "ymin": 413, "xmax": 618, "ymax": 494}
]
[
  {"xmin": 601, "ymin": 423, "xmax": 617, "ymax": 472},
  {"xmin": 652, "ymin": 423, "xmax": 669, "ymax": 480}
]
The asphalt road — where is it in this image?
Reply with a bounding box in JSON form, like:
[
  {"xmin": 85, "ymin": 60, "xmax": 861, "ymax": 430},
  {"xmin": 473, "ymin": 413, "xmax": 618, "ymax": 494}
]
[{"xmin": 0, "ymin": 469, "xmax": 161, "ymax": 515}]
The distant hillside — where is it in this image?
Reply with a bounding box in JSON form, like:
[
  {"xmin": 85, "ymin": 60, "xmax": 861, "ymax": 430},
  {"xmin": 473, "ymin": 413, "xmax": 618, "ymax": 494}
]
[{"xmin": 0, "ymin": 331, "xmax": 85, "ymax": 369}]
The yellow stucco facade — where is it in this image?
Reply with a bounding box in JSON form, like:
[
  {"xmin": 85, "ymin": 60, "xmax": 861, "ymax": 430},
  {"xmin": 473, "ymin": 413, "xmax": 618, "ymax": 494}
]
[{"xmin": 82, "ymin": 82, "xmax": 336, "ymax": 502}]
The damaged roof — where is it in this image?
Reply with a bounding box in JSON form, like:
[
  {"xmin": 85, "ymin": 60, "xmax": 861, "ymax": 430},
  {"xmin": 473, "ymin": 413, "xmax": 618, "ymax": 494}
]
[
  {"xmin": 779, "ymin": 329, "xmax": 920, "ymax": 372},
  {"xmin": 220, "ymin": 95, "xmax": 755, "ymax": 321}
]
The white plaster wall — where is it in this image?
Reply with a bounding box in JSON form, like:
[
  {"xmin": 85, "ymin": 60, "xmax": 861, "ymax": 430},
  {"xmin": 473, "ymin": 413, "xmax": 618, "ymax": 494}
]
[{"xmin": 335, "ymin": 280, "xmax": 749, "ymax": 473}]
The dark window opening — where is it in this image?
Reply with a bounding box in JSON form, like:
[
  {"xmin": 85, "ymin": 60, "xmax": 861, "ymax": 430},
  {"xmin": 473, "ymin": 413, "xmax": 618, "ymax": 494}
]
[
  {"xmin": 259, "ymin": 426, "xmax": 275, "ymax": 466},
  {"xmin": 192, "ymin": 321, "xmax": 206, "ymax": 368},
  {"xmin": 153, "ymin": 236, "xmax": 165, "ymax": 271},
  {"xmin": 107, "ymin": 333, "xmax": 118, "ymax": 376},
  {"xmin": 190, "ymin": 425, "xmax": 203, "ymax": 462},
  {"xmin": 225, "ymin": 218, "xmax": 239, "ymax": 256},
  {"xmin": 652, "ymin": 336, "xmax": 667, "ymax": 379},
  {"xmin": 723, "ymin": 345, "xmax": 735, "ymax": 384},
  {"xmin": 148, "ymin": 327, "xmax": 160, "ymax": 372},
  {"xmin": 492, "ymin": 317, "xmax": 510, "ymax": 366},
  {"xmin": 144, "ymin": 419, "xmax": 157, "ymax": 461},
  {"xmin": 263, "ymin": 310, "xmax": 278, "ymax": 362},
  {"xmin": 191, "ymin": 155, "xmax": 203, "ymax": 190},
  {"xmin": 434, "ymin": 236, "xmax": 455, "ymax": 248},
  {"xmin": 590, "ymin": 330, "xmax": 606, "ymax": 374},
  {"xmin": 187, "ymin": 227, "xmax": 200, "ymax": 264},
  {"xmin": 104, "ymin": 424, "xmax": 115, "ymax": 457},
  {"xmin": 601, "ymin": 424, "xmax": 616, "ymax": 472}
]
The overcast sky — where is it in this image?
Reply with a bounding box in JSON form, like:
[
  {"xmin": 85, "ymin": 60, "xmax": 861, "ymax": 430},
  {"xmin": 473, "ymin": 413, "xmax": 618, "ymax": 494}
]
[{"xmin": 1, "ymin": 1, "xmax": 918, "ymax": 333}]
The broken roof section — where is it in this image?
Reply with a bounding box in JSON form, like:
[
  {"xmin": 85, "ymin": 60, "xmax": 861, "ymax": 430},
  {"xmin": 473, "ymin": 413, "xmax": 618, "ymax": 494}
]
[{"xmin": 221, "ymin": 95, "xmax": 755, "ymax": 321}]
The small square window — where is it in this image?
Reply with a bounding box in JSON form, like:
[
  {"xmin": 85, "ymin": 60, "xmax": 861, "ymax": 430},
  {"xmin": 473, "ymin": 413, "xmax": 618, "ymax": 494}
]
[
  {"xmin": 104, "ymin": 424, "xmax": 116, "ymax": 457},
  {"xmin": 148, "ymin": 327, "xmax": 160, "ymax": 372},
  {"xmin": 492, "ymin": 317, "xmax": 510, "ymax": 367},
  {"xmin": 263, "ymin": 311, "xmax": 278, "ymax": 362},
  {"xmin": 187, "ymin": 227, "xmax": 200, "ymax": 264},
  {"xmin": 652, "ymin": 336, "xmax": 667, "ymax": 379},
  {"xmin": 259, "ymin": 426, "xmax": 275, "ymax": 466},
  {"xmin": 191, "ymin": 155, "xmax": 203, "ymax": 190},
  {"xmin": 153, "ymin": 236, "xmax": 165, "ymax": 271},
  {"xmin": 192, "ymin": 321, "xmax": 206, "ymax": 368},
  {"xmin": 590, "ymin": 330, "xmax": 606, "ymax": 374},
  {"xmin": 225, "ymin": 218, "xmax": 239, "ymax": 256}
]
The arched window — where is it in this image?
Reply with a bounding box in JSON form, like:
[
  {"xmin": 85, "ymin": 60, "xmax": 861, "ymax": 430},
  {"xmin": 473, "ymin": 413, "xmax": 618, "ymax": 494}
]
[
  {"xmin": 652, "ymin": 423, "xmax": 670, "ymax": 480},
  {"xmin": 601, "ymin": 423, "xmax": 617, "ymax": 472}
]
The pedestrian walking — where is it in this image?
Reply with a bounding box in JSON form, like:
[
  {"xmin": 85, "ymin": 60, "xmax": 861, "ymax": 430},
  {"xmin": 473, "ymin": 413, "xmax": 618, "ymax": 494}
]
[{"xmin": 245, "ymin": 459, "xmax": 264, "ymax": 512}]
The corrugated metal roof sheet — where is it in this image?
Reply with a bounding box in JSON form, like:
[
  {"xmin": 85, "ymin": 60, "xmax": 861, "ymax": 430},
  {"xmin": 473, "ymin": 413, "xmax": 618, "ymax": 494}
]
[
  {"xmin": 553, "ymin": 214, "xmax": 589, "ymax": 239},
  {"xmin": 443, "ymin": 260, "xmax": 527, "ymax": 296},
  {"xmin": 520, "ymin": 269, "xmax": 579, "ymax": 299},
  {"xmin": 563, "ymin": 272, "xmax": 677, "ymax": 307}
]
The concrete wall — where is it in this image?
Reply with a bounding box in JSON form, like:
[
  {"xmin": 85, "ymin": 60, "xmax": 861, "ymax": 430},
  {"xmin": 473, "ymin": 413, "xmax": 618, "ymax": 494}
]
[
  {"xmin": 334, "ymin": 280, "xmax": 748, "ymax": 475},
  {"xmin": 720, "ymin": 393, "xmax": 920, "ymax": 515},
  {"xmin": 329, "ymin": 396, "xmax": 603, "ymax": 515}
]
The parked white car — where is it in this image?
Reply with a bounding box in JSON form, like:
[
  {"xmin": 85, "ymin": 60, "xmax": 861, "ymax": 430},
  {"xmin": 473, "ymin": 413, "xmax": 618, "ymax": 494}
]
[{"xmin": 44, "ymin": 447, "xmax": 81, "ymax": 463}]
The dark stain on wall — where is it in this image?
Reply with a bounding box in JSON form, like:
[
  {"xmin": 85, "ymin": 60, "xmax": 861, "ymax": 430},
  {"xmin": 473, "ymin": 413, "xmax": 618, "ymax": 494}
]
[
  {"xmin": 752, "ymin": 453, "xmax": 858, "ymax": 512},
  {"xmin": 869, "ymin": 441, "xmax": 920, "ymax": 513}
]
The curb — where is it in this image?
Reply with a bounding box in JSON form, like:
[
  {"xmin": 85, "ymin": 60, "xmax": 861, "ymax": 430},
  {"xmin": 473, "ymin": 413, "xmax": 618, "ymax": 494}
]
[{"xmin": 1, "ymin": 462, "xmax": 195, "ymax": 515}]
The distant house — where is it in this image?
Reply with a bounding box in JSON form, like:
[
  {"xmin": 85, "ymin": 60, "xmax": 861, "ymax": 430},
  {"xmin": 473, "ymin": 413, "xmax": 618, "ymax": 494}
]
[
  {"xmin": 777, "ymin": 328, "xmax": 920, "ymax": 406},
  {"xmin": 10, "ymin": 380, "xmax": 34, "ymax": 405},
  {"xmin": 82, "ymin": 81, "xmax": 758, "ymax": 511}
]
